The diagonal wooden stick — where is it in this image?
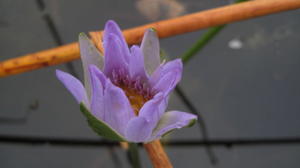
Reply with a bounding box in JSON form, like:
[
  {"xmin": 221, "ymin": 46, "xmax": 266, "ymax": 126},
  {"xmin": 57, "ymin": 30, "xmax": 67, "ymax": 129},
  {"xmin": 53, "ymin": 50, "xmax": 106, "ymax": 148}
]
[{"xmin": 1, "ymin": 0, "xmax": 300, "ymax": 78}]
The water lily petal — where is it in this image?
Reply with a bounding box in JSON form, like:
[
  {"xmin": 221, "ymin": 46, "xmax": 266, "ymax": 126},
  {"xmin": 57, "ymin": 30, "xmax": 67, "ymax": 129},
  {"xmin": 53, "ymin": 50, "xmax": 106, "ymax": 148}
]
[
  {"xmin": 103, "ymin": 80, "xmax": 135, "ymax": 136},
  {"xmin": 104, "ymin": 33, "xmax": 128, "ymax": 78},
  {"xmin": 150, "ymin": 59, "xmax": 182, "ymax": 96},
  {"xmin": 150, "ymin": 111, "xmax": 197, "ymax": 141},
  {"xmin": 129, "ymin": 45, "xmax": 147, "ymax": 81},
  {"xmin": 139, "ymin": 92, "xmax": 167, "ymax": 124},
  {"xmin": 125, "ymin": 93, "xmax": 167, "ymax": 142},
  {"xmin": 79, "ymin": 33, "xmax": 104, "ymax": 97},
  {"xmin": 141, "ymin": 28, "xmax": 160, "ymax": 75},
  {"xmin": 103, "ymin": 20, "xmax": 130, "ymax": 63},
  {"xmin": 125, "ymin": 116, "xmax": 153, "ymax": 142},
  {"xmin": 89, "ymin": 65, "xmax": 105, "ymax": 120},
  {"xmin": 89, "ymin": 65, "xmax": 107, "ymax": 88},
  {"xmin": 56, "ymin": 70, "xmax": 89, "ymax": 106}
]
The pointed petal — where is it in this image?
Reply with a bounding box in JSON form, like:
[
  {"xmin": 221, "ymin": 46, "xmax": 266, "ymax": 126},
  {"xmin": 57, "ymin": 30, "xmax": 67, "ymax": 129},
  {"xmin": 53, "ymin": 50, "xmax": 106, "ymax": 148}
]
[
  {"xmin": 150, "ymin": 59, "xmax": 183, "ymax": 96},
  {"xmin": 149, "ymin": 111, "xmax": 197, "ymax": 141},
  {"xmin": 129, "ymin": 45, "xmax": 147, "ymax": 80},
  {"xmin": 56, "ymin": 70, "xmax": 89, "ymax": 106},
  {"xmin": 89, "ymin": 65, "xmax": 107, "ymax": 88},
  {"xmin": 79, "ymin": 33, "xmax": 104, "ymax": 97},
  {"xmin": 125, "ymin": 93, "xmax": 167, "ymax": 142},
  {"xmin": 103, "ymin": 20, "xmax": 130, "ymax": 63},
  {"xmin": 138, "ymin": 92, "xmax": 167, "ymax": 123},
  {"xmin": 103, "ymin": 80, "xmax": 135, "ymax": 136},
  {"xmin": 89, "ymin": 65, "xmax": 104, "ymax": 120},
  {"xmin": 103, "ymin": 33, "xmax": 128, "ymax": 78},
  {"xmin": 141, "ymin": 28, "xmax": 160, "ymax": 75}
]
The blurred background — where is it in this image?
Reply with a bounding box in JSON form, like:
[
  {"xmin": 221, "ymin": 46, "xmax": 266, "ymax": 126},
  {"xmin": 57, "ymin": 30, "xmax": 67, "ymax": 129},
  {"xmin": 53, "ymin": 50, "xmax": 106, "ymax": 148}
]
[{"xmin": 0, "ymin": 0, "xmax": 300, "ymax": 167}]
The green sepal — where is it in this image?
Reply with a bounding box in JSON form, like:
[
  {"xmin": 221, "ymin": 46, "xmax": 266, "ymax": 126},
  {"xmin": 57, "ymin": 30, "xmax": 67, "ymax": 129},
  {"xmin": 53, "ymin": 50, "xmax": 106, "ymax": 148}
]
[
  {"xmin": 186, "ymin": 118, "xmax": 197, "ymax": 127},
  {"xmin": 79, "ymin": 103, "xmax": 127, "ymax": 141},
  {"xmin": 161, "ymin": 118, "xmax": 197, "ymax": 138}
]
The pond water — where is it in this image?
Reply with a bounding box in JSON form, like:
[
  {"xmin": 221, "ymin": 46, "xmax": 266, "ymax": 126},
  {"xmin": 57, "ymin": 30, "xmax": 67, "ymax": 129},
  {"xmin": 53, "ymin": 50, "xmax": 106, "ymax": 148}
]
[{"xmin": 0, "ymin": 0, "xmax": 300, "ymax": 167}]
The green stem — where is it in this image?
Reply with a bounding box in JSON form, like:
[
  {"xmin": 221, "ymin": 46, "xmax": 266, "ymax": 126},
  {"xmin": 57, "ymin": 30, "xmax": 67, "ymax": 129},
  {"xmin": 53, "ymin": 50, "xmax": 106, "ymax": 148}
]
[
  {"xmin": 181, "ymin": 25, "xmax": 225, "ymax": 63},
  {"xmin": 180, "ymin": 0, "xmax": 247, "ymax": 63},
  {"xmin": 128, "ymin": 143, "xmax": 141, "ymax": 168}
]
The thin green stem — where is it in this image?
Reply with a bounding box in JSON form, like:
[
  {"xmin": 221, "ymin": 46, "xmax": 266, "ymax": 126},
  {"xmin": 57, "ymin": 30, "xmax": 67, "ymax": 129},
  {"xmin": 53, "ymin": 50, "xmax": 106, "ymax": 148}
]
[
  {"xmin": 181, "ymin": 25, "xmax": 225, "ymax": 63},
  {"xmin": 180, "ymin": 0, "xmax": 247, "ymax": 63},
  {"xmin": 128, "ymin": 143, "xmax": 141, "ymax": 168}
]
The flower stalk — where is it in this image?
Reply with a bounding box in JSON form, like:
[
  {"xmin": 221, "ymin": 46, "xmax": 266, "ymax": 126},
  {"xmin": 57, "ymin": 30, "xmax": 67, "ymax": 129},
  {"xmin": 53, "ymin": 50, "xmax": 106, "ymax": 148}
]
[{"xmin": 144, "ymin": 140, "xmax": 173, "ymax": 168}]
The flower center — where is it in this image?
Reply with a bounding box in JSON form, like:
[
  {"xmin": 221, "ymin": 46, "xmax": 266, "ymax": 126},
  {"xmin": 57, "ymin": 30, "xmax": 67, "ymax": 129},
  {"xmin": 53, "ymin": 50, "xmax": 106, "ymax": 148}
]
[
  {"xmin": 119, "ymin": 85, "xmax": 150, "ymax": 115},
  {"xmin": 111, "ymin": 70, "xmax": 153, "ymax": 115}
]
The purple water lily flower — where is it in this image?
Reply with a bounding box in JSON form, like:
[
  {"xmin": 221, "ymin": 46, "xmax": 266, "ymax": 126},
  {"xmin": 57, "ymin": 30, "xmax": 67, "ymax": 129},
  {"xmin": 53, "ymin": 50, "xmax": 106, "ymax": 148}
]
[{"xmin": 56, "ymin": 20, "xmax": 197, "ymax": 143}]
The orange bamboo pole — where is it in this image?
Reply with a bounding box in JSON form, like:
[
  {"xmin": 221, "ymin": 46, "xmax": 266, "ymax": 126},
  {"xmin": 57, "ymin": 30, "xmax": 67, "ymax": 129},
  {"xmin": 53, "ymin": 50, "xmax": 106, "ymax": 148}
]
[
  {"xmin": 0, "ymin": 43, "xmax": 79, "ymax": 77},
  {"xmin": 144, "ymin": 140, "xmax": 173, "ymax": 168},
  {"xmin": 1, "ymin": 0, "xmax": 300, "ymax": 77}
]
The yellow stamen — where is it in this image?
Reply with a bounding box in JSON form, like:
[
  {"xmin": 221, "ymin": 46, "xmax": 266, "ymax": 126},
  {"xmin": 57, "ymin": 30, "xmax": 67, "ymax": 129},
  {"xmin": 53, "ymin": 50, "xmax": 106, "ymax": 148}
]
[{"xmin": 119, "ymin": 85, "xmax": 149, "ymax": 115}]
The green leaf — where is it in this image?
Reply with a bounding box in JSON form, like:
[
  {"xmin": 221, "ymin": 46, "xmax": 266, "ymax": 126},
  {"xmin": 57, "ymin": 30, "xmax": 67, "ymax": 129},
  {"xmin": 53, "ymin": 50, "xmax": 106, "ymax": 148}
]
[{"xmin": 79, "ymin": 103, "xmax": 126, "ymax": 141}]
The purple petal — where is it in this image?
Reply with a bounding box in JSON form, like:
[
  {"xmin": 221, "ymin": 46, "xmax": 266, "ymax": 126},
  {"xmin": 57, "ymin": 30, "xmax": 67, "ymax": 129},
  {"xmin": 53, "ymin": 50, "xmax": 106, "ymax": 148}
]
[
  {"xmin": 139, "ymin": 92, "xmax": 167, "ymax": 124},
  {"xmin": 141, "ymin": 28, "xmax": 160, "ymax": 75},
  {"xmin": 125, "ymin": 116, "xmax": 153, "ymax": 142},
  {"xmin": 129, "ymin": 45, "xmax": 147, "ymax": 81},
  {"xmin": 149, "ymin": 111, "xmax": 197, "ymax": 141},
  {"xmin": 103, "ymin": 20, "xmax": 130, "ymax": 63},
  {"xmin": 79, "ymin": 33, "xmax": 104, "ymax": 97},
  {"xmin": 89, "ymin": 65, "xmax": 107, "ymax": 88},
  {"xmin": 103, "ymin": 33, "xmax": 128, "ymax": 78},
  {"xmin": 125, "ymin": 93, "xmax": 167, "ymax": 142},
  {"xmin": 103, "ymin": 80, "xmax": 135, "ymax": 136},
  {"xmin": 150, "ymin": 59, "xmax": 183, "ymax": 96},
  {"xmin": 56, "ymin": 70, "xmax": 89, "ymax": 106},
  {"xmin": 89, "ymin": 65, "xmax": 105, "ymax": 120}
]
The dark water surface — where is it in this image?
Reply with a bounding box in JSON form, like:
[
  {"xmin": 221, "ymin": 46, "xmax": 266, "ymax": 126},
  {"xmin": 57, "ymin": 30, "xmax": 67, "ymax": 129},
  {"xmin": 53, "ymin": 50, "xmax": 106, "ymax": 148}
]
[{"xmin": 1, "ymin": 0, "xmax": 300, "ymax": 167}]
